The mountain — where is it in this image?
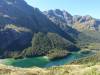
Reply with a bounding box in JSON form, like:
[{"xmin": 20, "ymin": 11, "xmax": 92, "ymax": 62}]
[
  {"xmin": 0, "ymin": 0, "xmax": 100, "ymax": 58},
  {"xmin": 0, "ymin": 0, "xmax": 63, "ymax": 32},
  {"xmin": 44, "ymin": 9, "xmax": 100, "ymax": 31},
  {"xmin": 44, "ymin": 9, "xmax": 100, "ymax": 48},
  {"xmin": 0, "ymin": 0, "xmax": 79, "ymax": 58}
]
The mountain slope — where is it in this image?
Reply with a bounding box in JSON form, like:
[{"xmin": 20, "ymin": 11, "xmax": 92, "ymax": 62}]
[
  {"xmin": 44, "ymin": 9, "xmax": 100, "ymax": 48},
  {"xmin": 0, "ymin": 0, "xmax": 100, "ymax": 58},
  {"xmin": 0, "ymin": 0, "xmax": 78, "ymax": 58},
  {"xmin": 44, "ymin": 9, "xmax": 100, "ymax": 31}
]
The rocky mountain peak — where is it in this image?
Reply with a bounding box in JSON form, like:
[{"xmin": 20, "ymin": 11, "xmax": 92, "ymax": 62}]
[
  {"xmin": 44, "ymin": 9, "xmax": 100, "ymax": 31},
  {"xmin": 44, "ymin": 9, "xmax": 73, "ymax": 25}
]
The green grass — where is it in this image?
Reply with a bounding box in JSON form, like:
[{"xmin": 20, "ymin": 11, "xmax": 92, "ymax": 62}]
[{"xmin": 71, "ymin": 52, "xmax": 100, "ymax": 65}]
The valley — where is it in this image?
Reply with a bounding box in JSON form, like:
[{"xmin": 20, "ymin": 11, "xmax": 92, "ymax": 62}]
[{"xmin": 0, "ymin": 0, "xmax": 100, "ymax": 75}]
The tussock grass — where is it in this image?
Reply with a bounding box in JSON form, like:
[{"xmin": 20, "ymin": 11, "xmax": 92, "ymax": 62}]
[{"xmin": 0, "ymin": 64, "xmax": 100, "ymax": 75}]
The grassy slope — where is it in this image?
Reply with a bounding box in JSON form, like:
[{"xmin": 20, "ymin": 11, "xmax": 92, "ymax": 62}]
[
  {"xmin": 0, "ymin": 64, "xmax": 100, "ymax": 75},
  {"xmin": 0, "ymin": 49, "xmax": 99, "ymax": 75},
  {"xmin": 71, "ymin": 52, "xmax": 100, "ymax": 65},
  {"xmin": 0, "ymin": 51, "xmax": 100, "ymax": 75}
]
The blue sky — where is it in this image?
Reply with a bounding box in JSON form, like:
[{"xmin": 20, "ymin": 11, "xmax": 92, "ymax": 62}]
[{"xmin": 25, "ymin": 0, "xmax": 100, "ymax": 18}]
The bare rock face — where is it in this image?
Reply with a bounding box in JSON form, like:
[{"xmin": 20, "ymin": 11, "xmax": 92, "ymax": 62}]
[
  {"xmin": 44, "ymin": 9, "xmax": 100, "ymax": 31},
  {"xmin": 73, "ymin": 15, "xmax": 100, "ymax": 31},
  {"xmin": 44, "ymin": 9, "xmax": 73, "ymax": 27},
  {"xmin": 44, "ymin": 9, "xmax": 79, "ymax": 37}
]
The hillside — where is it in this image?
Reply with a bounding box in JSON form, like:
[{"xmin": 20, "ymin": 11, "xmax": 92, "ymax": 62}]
[
  {"xmin": 0, "ymin": 0, "xmax": 100, "ymax": 75},
  {"xmin": 44, "ymin": 9, "xmax": 100, "ymax": 31},
  {"xmin": 44, "ymin": 9, "xmax": 100, "ymax": 48},
  {"xmin": 0, "ymin": 0, "xmax": 78, "ymax": 58},
  {"xmin": 71, "ymin": 52, "xmax": 100, "ymax": 65},
  {"xmin": 0, "ymin": 0, "xmax": 100, "ymax": 62},
  {"xmin": 0, "ymin": 64, "xmax": 100, "ymax": 75}
]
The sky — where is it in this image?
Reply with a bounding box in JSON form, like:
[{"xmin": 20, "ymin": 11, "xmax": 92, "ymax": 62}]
[{"xmin": 25, "ymin": 0, "xmax": 100, "ymax": 18}]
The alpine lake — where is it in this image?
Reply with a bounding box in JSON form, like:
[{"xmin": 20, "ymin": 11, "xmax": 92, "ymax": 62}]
[{"xmin": 0, "ymin": 50, "xmax": 94, "ymax": 68}]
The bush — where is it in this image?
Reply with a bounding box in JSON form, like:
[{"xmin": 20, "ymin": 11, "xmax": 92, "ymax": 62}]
[{"xmin": 46, "ymin": 48, "xmax": 69, "ymax": 60}]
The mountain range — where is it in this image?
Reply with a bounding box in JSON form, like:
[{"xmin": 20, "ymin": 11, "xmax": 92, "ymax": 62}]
[
  {"xmin": 0, "ymin": 0, "xmax": 100, "ymax": 58},
  {"xmin": 44, "ymin": 9, "xmax": 100, "ymax": 31}
]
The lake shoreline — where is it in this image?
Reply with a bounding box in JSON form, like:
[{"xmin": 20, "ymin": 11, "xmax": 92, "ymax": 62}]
[{"xmin": 0, "ymin": 51, "xmax": 95, "ymax": 68}]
